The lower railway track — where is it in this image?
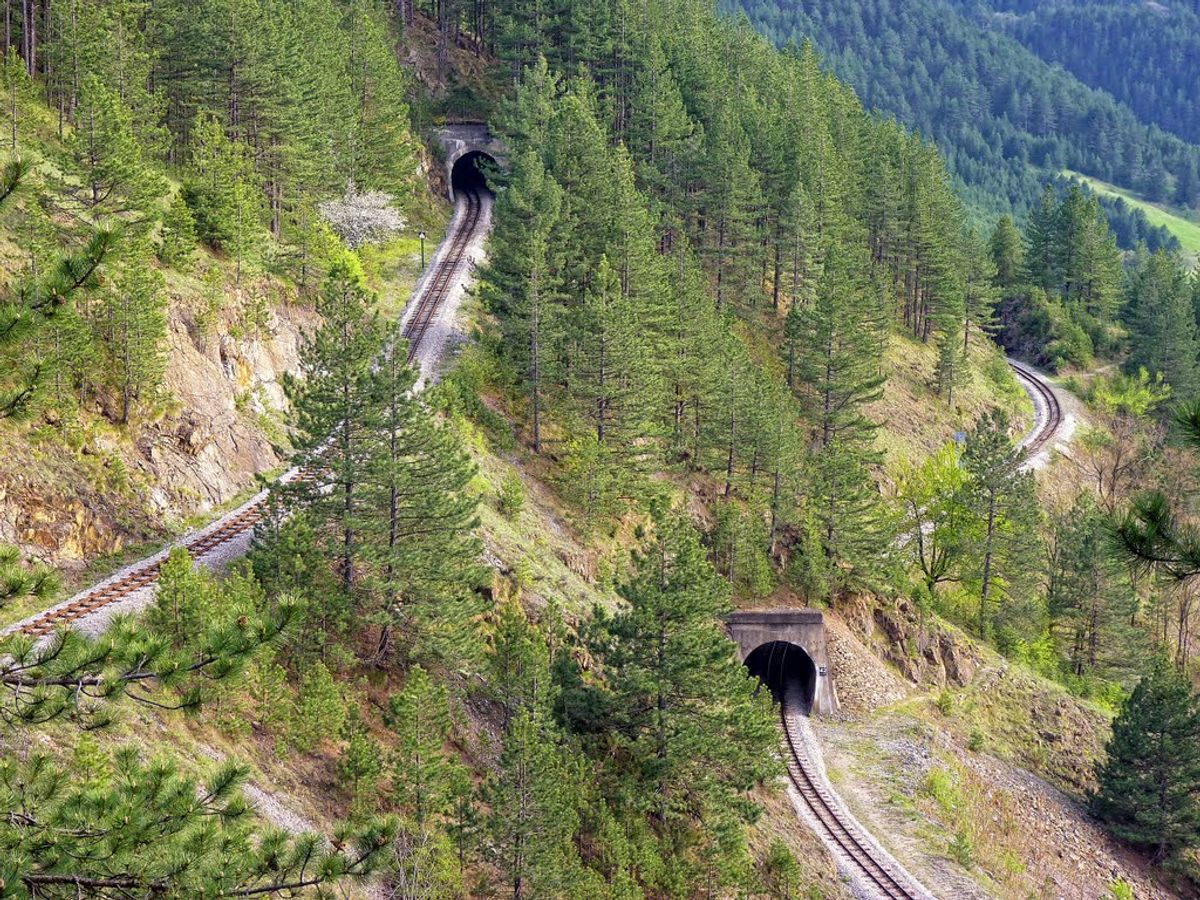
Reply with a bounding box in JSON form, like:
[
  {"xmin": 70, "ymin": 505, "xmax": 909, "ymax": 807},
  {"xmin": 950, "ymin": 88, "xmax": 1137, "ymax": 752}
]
[
  {"xmin": 5, "ymin": 186, "xmax": 489, "ymax": 642},
  {"xmin": 780, "ymin": 690, "xmax": 931, "ymax": 899}
]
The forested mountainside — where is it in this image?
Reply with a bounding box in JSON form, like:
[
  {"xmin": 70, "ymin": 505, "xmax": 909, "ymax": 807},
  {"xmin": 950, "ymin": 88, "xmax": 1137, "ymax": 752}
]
[
  {"xmin": 2, "ymin": 0, "xmax": 1200, "ymax": 897},
  {"xmin": 723, "ymin": 0, "xmax": 1200, "ymax": 243},
  {"xmin": 954, "ymin": 0, "xmax": 1200, "ymax": 148}
]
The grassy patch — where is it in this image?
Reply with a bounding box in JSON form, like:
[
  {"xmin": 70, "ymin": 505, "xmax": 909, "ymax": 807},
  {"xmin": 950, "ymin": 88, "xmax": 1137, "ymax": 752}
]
[
  {"xmin": 870, "ymin": 332, "xmax": 1031, "ymax": 471},
  {"xmin": 1065, "ymin": 169, "xmax": 1200, "ymax": 260},
  {"xmin": 359, "ymin": 218, "xmax": 451, "ymax": 322}
]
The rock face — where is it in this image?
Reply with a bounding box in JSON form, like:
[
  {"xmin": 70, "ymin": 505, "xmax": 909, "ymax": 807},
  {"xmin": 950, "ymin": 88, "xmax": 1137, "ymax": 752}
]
[
  {"xmin": 837, "ymin": 595, "xmax": 984, "ymax": 690},
  {"xmin": 0, "ymin": 292, "xmax": 315, "ymax": 569}
]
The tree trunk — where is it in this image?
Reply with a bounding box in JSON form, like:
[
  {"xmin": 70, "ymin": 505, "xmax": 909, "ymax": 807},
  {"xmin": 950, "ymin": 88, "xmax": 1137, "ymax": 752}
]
[{"xmin": 979, "ymin": 492, "xmax": 997, "ymax": 637}]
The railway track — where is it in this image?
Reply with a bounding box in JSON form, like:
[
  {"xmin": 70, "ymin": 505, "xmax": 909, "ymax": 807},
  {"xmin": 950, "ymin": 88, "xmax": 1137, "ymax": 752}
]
[
  {"xmin": 402, "ymin": 187, "xmax": 481, "ymax": 362},
  {"xmin": 780, "ymin": 690, "xmax": 929, "ymax": 900},
  {"xmin": 6, "ymin": 187, "xmax": 489, "ymax": 642},
  {"xmin": 1008, "ymin": 358, "xmax": 1063, "ymax": 459}
]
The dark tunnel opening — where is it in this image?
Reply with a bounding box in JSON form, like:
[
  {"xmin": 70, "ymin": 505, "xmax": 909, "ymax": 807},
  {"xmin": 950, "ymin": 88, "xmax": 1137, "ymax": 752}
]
[
  {"xmin": 451, "ymin": 150, "xmax": 494, "ymax": 198},
  {"xmin": 745, "ymin": 641, "xmax": 816, "ymax": 711}
]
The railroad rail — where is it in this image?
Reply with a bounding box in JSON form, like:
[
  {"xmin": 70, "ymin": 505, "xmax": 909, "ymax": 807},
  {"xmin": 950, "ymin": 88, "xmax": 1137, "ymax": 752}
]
[
  {"xmin": 780, "ymin": 690, "xmax": 929, "ymax": 900},
  {"xmin": 1008, "ymin": 358, "xmax": 1063, "ymax": 460},
  {"xmin": 402, "ymin": 187, "xmax": 482, "ymax": 362},
  {"xmin": 6, "ymin": 187, "xmax": 489, "ymax": 641}
]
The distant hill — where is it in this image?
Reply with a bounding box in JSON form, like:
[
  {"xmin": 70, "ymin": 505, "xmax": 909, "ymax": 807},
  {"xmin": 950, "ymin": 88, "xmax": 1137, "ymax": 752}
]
[
  {"xmin": 723, "ymin": 0, "xmax": 1199, "ymax": 248},
  {"xmin": 953, "ymin": 1, "xmax": 1200, "ymax": 150}
]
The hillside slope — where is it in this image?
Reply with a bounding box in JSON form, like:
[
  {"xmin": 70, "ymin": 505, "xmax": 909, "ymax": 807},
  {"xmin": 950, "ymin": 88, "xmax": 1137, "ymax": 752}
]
[{"xmin": 723, "ymin": 0, "xmax": 1199, "ymax": 239}]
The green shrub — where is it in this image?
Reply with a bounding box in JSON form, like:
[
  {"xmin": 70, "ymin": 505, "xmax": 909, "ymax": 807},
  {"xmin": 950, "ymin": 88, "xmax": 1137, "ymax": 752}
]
[
  {"xmin": 922, "ymin": 767, "xmax": 962, "ymax": 814},
  {"xmin": 497, "ymin": 471, "xmax": 526, "ymax": 519},
  {"xmin": 936, "ymin": 690, "xmax": 955, "ymax": 716},
  {"xmin": 948, "ymin": 828, "xmax": 974, "ymax": 868},
  {"xmin": 967, "ymin": 729, "xmax": 985, "ymax": 752}
]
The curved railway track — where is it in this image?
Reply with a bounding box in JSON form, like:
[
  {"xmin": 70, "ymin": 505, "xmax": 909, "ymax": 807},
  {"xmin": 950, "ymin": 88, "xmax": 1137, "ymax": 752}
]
[
  {"xmin": 780, "ymin": 692, "xmax": 928, "ymax": 899},
  {"xmin": 1008, "ymin": 358, "xmax": 1063, "ymax": 459},
  {"xmin": 6, "ymin": 187, "xmax": 489, "ymax": 641}
]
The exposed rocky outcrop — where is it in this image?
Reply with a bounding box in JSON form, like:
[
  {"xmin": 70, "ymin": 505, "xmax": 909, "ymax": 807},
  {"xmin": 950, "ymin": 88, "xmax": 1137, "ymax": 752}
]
[
  {"xmin": 0, "ymin": 289, "xmax": 315, "ymax": 570},
  {"xmin": 837, "ymin": 594, "xmax": 985, "ymax": 690}
]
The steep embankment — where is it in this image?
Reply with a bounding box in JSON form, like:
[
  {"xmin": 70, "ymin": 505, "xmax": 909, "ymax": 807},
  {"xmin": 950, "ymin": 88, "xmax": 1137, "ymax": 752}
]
[
  {"xmin": 0, "ymin": 283, "xmax": 311, "ymax": 572},
  {"xmin": 813, "ymin": 599, "xmax": 1186, "ymax": 899}
]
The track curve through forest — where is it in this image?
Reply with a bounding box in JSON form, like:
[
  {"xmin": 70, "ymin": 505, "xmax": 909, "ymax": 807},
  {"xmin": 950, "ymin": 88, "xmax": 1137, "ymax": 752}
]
[
  {"xmin": 1008, "ymin": 358, "xmax": 1065, "ymax": 464},
  {"xmin": 3, "ymin": 186, "xmax": 492, "ymax": 643}
]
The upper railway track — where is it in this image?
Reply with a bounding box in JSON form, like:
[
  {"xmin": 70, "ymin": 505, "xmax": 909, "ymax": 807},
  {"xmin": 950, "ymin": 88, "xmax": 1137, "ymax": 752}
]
[
  {"xmin": 1008, "ymin": 358, "xmax": 1063, "ymax": 460},
  {"xmin": 4, "ymin": 184, "xmax": 489, "ymax": 642}
]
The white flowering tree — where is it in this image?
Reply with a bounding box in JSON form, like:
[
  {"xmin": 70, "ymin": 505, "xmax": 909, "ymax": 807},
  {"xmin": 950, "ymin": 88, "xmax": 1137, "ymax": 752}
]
[{"xmin": 319, "ymin": 183, "xmax": 407, "ymax": 248}]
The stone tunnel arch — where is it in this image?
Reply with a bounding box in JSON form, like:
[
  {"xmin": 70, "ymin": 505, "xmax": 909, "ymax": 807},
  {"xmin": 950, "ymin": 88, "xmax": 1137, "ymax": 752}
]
[
  {"xmin": 745, "ymin": 640, "xmax": 817, "ymax": 710},
  {"xmin": 725, "ymin": 609, "xmax": 839, "ymax": 714},
  {"xmin": 435, "ymin": 122, "xmax": 507, "ymax": 200},
  {"xmin": 451, "ymin": 150, "xmax": 495, "ymax": 198}
]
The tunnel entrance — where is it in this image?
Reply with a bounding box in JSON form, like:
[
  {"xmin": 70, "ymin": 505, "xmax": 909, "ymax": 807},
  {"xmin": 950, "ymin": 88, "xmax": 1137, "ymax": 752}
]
[
  {"xmin": 745, "ymin": 641, "xmax": 817, "ymax": 710},
  {"xmin": 451, "ymin": 151, "xmax": 493, "ymax": 198}
]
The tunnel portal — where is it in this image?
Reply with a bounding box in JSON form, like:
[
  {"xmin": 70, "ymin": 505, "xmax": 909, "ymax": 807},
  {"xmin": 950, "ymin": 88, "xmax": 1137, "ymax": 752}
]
[
  {"xmin": 725, "ymin": 608, "xmax": 839, "ymax": 714},
  {"xmin": 745, "ymin": 641, "xmax": 817, "ymax": 709},
  {"xmin": 451, "ymin": 150, "xmax": 494, "ymax": 198},
  {"xmin": 435, "ymin": 122, "xmax": 506, "ymax": 200}
]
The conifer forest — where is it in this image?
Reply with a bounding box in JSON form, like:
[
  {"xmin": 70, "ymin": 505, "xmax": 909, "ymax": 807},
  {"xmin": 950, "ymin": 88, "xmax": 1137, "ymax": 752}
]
[{"xmin": 0, "ymin": 1, "xmax": 1198, "ymax": 898}]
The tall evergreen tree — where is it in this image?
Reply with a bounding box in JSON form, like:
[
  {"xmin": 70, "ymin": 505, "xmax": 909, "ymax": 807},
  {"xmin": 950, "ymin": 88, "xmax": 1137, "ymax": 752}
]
[
  {"xmin": 962, "ymin": 409, "xmax": 1040, "ymax": 638},
  {"xmin": 791, "ymin": 244, "xmax": 887, "ymax": 577},
  {"xmin": 478, "ymin": 147, "xmax": 562, "ymax": 452},
  {"xmin": 591, "ymin": 514, "xmax": 776, "ymax": 881},
  {"xmin": 1092, "ymin": 657, "xmax": 1200, "ymax": 862},
  {"xmin": 988, "ymin": 214, "xmax": 1025, "ymax": 297},
  {"xmin": 361, "ymin": 340, "xmax": 482, "ymax": 665},
  {"xmin": 288, "ymin": 257, "xmax": 381, "ymax": 595},
  {"xmin": 1125, "ymin": 250, "xmax": 1200, "ymax": 400}
]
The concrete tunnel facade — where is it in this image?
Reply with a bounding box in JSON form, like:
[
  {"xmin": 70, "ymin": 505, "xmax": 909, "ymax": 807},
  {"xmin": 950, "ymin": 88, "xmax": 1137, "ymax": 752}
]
[
  {"xmin": 435, "ymin": 122, "xmax": 506, "ymax": 200},
  {"xmin": 726, "ymin": 609, "xmax": 839, "ymax": 715}
]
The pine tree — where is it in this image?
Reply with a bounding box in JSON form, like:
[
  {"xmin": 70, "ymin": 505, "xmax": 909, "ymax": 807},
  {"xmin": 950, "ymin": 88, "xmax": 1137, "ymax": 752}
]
[
  {"xmin": 567, "ymin": 254, "xmax": 653, "ymax": 455},
  {"xmin": 0, "ymin": 747, "xmax": 394, "ymax": 897},
  {"xmin": 183, "ymin": 111, "xmax": 264, "ymax": 281},
  {"xmin": 988, "ymin": 214, "xmax": 1025, "ymax": 297},
  {"xmin": 962, "ymin": 409, "xmax": 1041, "ymax": 638},
  {"xmin": 66, "ymin": 75, "xmax": 163, "ymax": 223},
  {"xmin": 103, "ymin": 240, "xmax": 167, "ymax": 422},
  {"xmin": 0, "ymin": 543, "xmax": 57, "ymax": 610},
  {"xmin": 1092, "ymin": 657, "xmax": 1200, "ymax": 862},
  {"xmin": 625, "ymin": 29, "xmax": 697, "ymax": 213},
  {"xmin": 147, "ymin": 546, "xmax": 217, "ymax": 646},
  {"xmin": 288, "ymin": 257, "xmax": 382, "ymax": 595},
  {"xmin": 478, "ymin": 147, "xmax": 562, "ymax": 452},
  {"xmin": 596, "ymin": 515, "xmax": 776, "ymax": 856},
  {"xmin": 791, "ymin": 244, "xmax": 887, "ymax": 578},
  {"xmin": 0, "ymin": 558, "xmax": 291, "ymax": 729},
  {"xmin": 1046, "ymin": 496, "xmax": 1140, "ymax": 680},
  {"xmin": 698, "ymin": 104, "xmax": 761, "ymax": 311},
  {"xmin": 1124, "ymin": 250, "xmax": 1200, "ymax": 400},
  {"xmin": 292, "ymin": 660, "xmax": 345, "ymax": 753},
  {"xmin": 1, "ymin": 49, "xmax": 34, "ymax": 150},
  {"xmin": 158, "ymin": 192, "xmax": 197, "ymax": 267},
  {"xmin": 962, "ymin": 228, "xmax": 999, "ymax": 352},
  {"xmin": 344, "ymin": 0, "xmax": 418, "ymax": 196},
  {"xmin": 1025, "ymin": 185, "xmax": 1062, "ymax": 294},
  {"xmin": 386, "ymin": 665, "xmax": 465, "ymax": 832},
  {"xmin": 339, "ymin": 708, "xmax": 384, "ymax": 812},
  {"xmin": 361, "ymin": 340, "xmax": 482, "ymax": 666},
  {"xmin": 484, "ymin": 706, "xmax": 584, "ymax": 900},
  {"xmin": 933, "ymin": 325, "xmax": 967, "ymax": 406}
]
